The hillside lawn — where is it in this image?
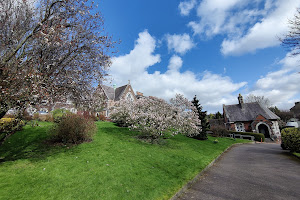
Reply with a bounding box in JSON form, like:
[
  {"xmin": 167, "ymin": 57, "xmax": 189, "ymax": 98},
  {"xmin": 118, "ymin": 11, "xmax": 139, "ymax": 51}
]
[{"xmin": 0, "ymin": 121, "xmax": 249, "ymax": 200}]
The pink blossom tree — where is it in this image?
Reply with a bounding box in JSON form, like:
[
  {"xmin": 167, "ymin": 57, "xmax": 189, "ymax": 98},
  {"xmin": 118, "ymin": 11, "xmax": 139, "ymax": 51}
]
[
  {"xmin": 110, "ymin": 94, "xmax": 201, "ymax": 141},
  {"xmin": 0, "ymin": 0, "xmax": 115, "ymax": 118}
]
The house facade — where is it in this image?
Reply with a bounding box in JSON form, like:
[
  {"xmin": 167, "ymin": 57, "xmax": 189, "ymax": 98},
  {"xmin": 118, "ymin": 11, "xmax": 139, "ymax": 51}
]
[
  {"xmin": 223, "ymin": 94, "xmax": 281, "ymax": 140},
  {"xmin": 99, "ymin": 81, "xmax": 137, "ymax": 117},
  {"xmin": 24, "ymin": 81, "xmax": 138, "ymax": 118}
]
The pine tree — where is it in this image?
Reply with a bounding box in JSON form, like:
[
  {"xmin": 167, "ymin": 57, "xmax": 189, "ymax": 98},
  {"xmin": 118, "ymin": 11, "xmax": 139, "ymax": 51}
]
[{"xmin": 191, "ymin": 95, "xmax": 209, "ymax": 140}]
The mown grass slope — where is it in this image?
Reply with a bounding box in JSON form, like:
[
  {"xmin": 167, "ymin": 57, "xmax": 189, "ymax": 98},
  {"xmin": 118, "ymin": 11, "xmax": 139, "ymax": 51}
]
[{"xmin": 0, "ymin": 121, "xmax": 249, "ymax": 200}]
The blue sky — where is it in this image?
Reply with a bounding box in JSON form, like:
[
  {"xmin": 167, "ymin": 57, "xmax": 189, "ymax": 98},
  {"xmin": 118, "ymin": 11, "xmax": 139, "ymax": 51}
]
[{"xmin": 98, "ymin": 0, "xmax": 300, "ymax": 113}]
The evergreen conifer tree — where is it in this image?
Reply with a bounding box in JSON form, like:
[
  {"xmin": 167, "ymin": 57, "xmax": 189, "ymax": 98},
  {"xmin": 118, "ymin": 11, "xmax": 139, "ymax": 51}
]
[{"xmin": 191, "ymin": 95, "xmax": 209, "ymax": 140}]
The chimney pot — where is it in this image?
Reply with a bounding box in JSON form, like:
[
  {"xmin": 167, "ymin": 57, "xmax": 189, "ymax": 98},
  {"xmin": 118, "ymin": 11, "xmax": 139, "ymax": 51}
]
[{"xmin": 238, "ymin": 94, "xmax": 244, "ymax": 107}]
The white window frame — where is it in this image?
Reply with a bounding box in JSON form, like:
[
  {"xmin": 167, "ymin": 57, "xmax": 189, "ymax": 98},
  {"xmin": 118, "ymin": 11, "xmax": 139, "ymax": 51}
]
[{"xmin": 235, "ymin": 122, "xmax": 245, "ymax": 132}]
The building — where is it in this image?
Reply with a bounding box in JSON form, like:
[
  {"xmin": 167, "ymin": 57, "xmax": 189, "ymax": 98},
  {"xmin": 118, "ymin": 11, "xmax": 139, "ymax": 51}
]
[
  {"xmin": 290, "ymin": 102, "xmax": 300, "ymax": 118},
  {"xmin": 100, "ymin": 81, "xmax": 137, "ymax": 117},
  {"xmin": 223, "ymin": 94, "xmax": 281, "ymax": 140},
  {"xmin": 11, "ymin": 81, "xmax": 139, "ymax": 119}
]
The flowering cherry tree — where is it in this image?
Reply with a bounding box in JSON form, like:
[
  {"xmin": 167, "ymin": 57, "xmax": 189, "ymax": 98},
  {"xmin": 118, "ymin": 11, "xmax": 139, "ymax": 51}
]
[
  {"xmin": 170, "ymin": 94, "xmax": 202, "ymax": 137},
  {"xmin": 110, "ymin": 94, "xmax": 201, "ymax": 140},
  {"xmin": 0, "ymin": 0, "xmax": 115, "ymax": 118}
]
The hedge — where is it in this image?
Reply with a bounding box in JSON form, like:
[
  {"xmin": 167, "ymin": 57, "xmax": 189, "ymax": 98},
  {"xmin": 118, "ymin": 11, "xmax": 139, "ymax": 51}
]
[
  {"xmin": 229, "ymin": 131, "xmax": 265, "ymax": 142},
  {"xmin": 281, "ymin": 128, "xmax": 300, "ymax": 152}
]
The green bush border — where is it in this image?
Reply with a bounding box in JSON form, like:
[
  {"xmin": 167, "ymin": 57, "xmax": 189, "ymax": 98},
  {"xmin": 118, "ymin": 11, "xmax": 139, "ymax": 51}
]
[
  {"xmin": 229, "ymin": 131, "xmax": 265, "ymax": 142},
  {"xmin": 281, "ymin": 128, "xmax": 300, "ymax": 153}
]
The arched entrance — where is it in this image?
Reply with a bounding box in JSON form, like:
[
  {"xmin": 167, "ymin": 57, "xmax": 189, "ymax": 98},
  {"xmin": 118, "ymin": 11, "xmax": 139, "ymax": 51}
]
[{"xmin": 258, "ymin": 124, "xmax": 270, "ymax": 138}]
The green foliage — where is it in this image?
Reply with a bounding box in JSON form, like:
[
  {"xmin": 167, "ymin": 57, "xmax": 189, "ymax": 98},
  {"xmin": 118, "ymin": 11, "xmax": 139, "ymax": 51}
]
[
  {"xmin": 281, "ymin": 128, "xmax": 300, "ymax": 152},
  {"xmin": 210, "ymin": 125, "xmax": 229, "ymax": 137},
  {"xmin": 0, "ymin": 118, "xmax": 25, "ymax": 142},
  {"xmin": 229, "ymin": 131, "xmax": 265, "ymax": 142},
  {"xmin": 214, "ymin": 111, "xmax": 223, "ymax": 119},
  {"xmin": 207, "ymin": 112, "xmax": 223, "ymax": 119},
  {"xmin": 51, "ymin": 114, "xmax": 96, "ymax": 144},
  {"xmin": 51, "ymin": 109, "xmax": 70, "ymax": 123},
  {"xmin": 191, "ymin": 95, "xmax": 209, "ymax": 140},
  {"xmin": 0, "ymin": 121, "xmax": 249, "ymax": 200}
]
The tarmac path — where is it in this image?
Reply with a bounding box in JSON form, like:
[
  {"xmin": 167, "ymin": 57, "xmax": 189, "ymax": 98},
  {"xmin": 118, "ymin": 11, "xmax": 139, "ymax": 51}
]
[{"xmin": 177, "ymin": 143, "xmax": 300, "ymax": 200}]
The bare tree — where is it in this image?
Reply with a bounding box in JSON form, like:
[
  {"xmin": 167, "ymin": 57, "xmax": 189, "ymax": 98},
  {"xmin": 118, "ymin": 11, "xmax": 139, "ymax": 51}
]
[
  {"xmin": 280, "ymin": 8, "xmax": 300, "ymax": 56},
  {"xmin": 0, "ymin": 0, "xmax": 115, "ymax": 118},
  {"xmin": 244, "ymin": 94, "xmax": 271, "ymax": 108}
]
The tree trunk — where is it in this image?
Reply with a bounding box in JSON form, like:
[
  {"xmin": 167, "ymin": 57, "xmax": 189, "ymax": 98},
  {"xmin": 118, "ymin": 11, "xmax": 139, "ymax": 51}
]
[{"xmin": 0, "ymin": 102, "xmax": 9, "ymax": 119}]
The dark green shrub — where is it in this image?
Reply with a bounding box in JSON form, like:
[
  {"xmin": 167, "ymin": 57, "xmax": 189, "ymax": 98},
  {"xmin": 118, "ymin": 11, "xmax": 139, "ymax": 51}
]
[
  {"xmin": 51, "ymin": 114, "xmax": 97, "ymax": 144},
  {"xmin": 229, "ymin": 131, "xmax": 265, "ymax": 142},
  {"xmin": 210, "ymin": 125, "xmax": 229, "ymax": 137},
  {"xmin": 281, "ymin": 128, "xmax": 300, "ymax": 152}
]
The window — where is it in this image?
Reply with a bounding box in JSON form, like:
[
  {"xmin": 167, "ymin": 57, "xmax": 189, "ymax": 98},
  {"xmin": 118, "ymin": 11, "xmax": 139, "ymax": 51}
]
[
  {"xmin": 126, "ymin": 93, "xmax": 133, "ymax": 101},
  {"xmin": 70, "ymin": 108, "xmax": 77, "ymax": 113},
  {"xmin": 235, "ymin": 122, "xmax": 245, "ymax": 132},
  {"xmin": 40, "ymin": 108, "xmax": 48, "ymax": 113}
]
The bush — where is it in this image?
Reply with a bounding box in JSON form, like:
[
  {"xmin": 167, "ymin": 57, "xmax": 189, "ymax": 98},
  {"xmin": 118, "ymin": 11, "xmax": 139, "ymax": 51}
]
[
  {"xmin": 33, "ymin": 113, "xmax": 39, "ymax": 120},
  {"xmin": 229, "ymin": 131, "xmax": 265, "ymax": 142},
  {"xmin": 22, "ymin": 110, "xmax": 32, "ymax": 121},
  {"xmin": 45, "ymin": 114, "xmax": 54, "ymax": 122},
  {"xmin": 281, "ymin": 128, "xmax": 300, "ymax": 152},
  {"xmin": 99, "ymin": 114, "xmax": 107, "ymax": 121},
  {"xmin": 51, "ymin": 114, "xmax": 97, "ymax": 144},
  {"xmin": 52, "ymin": 109, "xmax": 70, "ymax": 123},
  {"xmin": 210, "ymin": 125, "xmax": 229, "ymax": 137},
  {"xmin": 0, "ymin": 118, "xmax": 25, "ymax": 142}
]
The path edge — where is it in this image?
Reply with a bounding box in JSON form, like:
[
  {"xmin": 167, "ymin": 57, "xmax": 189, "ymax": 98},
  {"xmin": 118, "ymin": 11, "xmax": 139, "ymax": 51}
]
[{"xmin": 170, "ymin": 142, "xmax": 254, "ymax": 200}]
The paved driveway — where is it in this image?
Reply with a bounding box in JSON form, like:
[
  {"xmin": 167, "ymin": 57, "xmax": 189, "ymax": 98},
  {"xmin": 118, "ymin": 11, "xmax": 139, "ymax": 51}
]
[{"xmin": 177, "ymin": 143, "xmax": 300, "ymax": 200}]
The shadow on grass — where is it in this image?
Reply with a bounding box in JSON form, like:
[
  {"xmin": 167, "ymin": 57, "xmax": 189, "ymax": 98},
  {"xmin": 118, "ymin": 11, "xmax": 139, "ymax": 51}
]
[{"xmin": 0, "ymin": 123, "xmax": 68, "ymax": 163}]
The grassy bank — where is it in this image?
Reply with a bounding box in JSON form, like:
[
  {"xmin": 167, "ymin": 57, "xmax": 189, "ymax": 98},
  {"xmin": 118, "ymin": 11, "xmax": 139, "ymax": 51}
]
[{"xmin": 0, "ymin": 121, "xmax": 249, "ymax": 200}]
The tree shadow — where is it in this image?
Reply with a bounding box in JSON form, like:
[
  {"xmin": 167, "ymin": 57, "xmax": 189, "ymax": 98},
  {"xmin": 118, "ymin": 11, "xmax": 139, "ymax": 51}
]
[{"xmin": 0, "ymin": 124, "xmax": 68, "ymax": 163}]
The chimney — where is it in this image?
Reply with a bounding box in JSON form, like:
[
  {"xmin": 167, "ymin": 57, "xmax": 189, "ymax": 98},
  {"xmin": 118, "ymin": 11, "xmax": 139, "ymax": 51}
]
[{"xmin": 238, "ymin": 94, "xmax": 244, "ymax": 107}]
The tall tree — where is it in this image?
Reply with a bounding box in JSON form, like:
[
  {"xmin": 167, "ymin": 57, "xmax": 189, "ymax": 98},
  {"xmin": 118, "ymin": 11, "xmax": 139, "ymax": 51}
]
[
  {"xmin": 244, "ymin": 94, "xmax": 271, "ymax": 108},
  {"xmin": 214, "ymin": 111, "xmax": 223, "ymax": 119},
  {"xmin": 0, "ymin": 0, "xmax": 115, "ymax": 118},
  {"xmin": 280, "ymin": 8, "xmax": 300, "ymax": 56},
  {"xmin": 191, "ymin": 95, "xmax": 208, "ymax": 140}
]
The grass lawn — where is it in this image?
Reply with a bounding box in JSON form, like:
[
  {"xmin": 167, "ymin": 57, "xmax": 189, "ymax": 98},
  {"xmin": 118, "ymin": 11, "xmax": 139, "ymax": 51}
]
[
  {"xmin": 292, "ymin": 152, "xmax": 300, "ymax": 159},
  {"xmin": 0, "ymin": 121, "xmax": 249, "ymax": 200}
]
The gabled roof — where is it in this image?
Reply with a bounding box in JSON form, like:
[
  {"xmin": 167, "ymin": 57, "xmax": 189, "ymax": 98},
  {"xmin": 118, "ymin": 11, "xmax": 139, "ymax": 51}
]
[
  {"xmin": 115, "ymin": 85, "xmax": 127, "ymax": 101},
  {"xmin": 101, "ymin": 84, "xmax": 129, "ymax": 101},
  {"xmin": 224, "ymin": 102, "xmax": 280, "ymax": 122},
  {"xmin": 101, "ymin": 85, "xmax": 115, "ymax": 100}
]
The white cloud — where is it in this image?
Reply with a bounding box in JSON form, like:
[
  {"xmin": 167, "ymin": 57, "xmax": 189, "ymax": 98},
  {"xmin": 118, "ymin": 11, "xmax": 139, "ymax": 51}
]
[
  {"xmin": 109, "ymin": 30, "xmax": 161, "ymax": 79},
  {"xmin": 221, "ymin": 0, "xmax": 300, "ymax": 55},
  {"xmin": 178, "ymin": 0, "xmax": 197, "ymax": 16},
  {"xmin": 186, "ymin": 0, "xmax": 300, "ymax": 55},
  {"xmin": 188, "ymin": 0, "xmax": 257, "ymax": 37},
  {"xmin": 168, "ymin": 55, "xmax": 183, "ymax": 71},
  {"xmin": 109, "ymin": 30, "xmax": 247, "ymax": 112},
  {"xmin": 166, "ymin": 33, "xmax": 195, "ymax": 55},
  {"xmin": 249, "ymin": 52, "xmax": 300, "ymax": 109}
]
